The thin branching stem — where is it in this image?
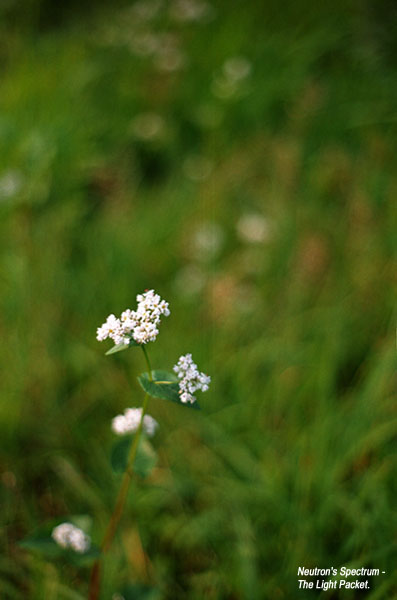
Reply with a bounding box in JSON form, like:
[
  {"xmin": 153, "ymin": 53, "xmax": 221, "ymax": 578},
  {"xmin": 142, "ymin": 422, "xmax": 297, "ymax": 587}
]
[
  {"xmin": 142, "ymin": 345, "xmax": 153, "ymax": 381},
  {"xmin": 88, "ymin": 347, "xmax": 153, "ymax": 600}
]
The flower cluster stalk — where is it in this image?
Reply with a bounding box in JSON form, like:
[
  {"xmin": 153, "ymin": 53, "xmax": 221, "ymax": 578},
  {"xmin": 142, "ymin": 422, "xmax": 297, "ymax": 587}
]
[{"xmin": 89, "ymin": 348, "xmax": 153, "ymax": 600}]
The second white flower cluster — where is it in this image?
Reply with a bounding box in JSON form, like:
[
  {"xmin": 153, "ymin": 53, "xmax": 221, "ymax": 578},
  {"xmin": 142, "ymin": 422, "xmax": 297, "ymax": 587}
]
[
  {"xmin": 112, "ymin": 408, "xmax": 158, "ymax": 437},
  {"xmin": 173, "ymin": 353, "xmax": 211, "ymax": 404},
  {"xmin": 52, "ymin": 522, "xmax": 90, "ymax": 554}
]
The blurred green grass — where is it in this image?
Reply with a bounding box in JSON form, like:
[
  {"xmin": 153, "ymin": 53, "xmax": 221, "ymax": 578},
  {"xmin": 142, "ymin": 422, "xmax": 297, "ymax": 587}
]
[{"xmin": 1, "ymin": 0, "xmax": 397, "ymax": 598}]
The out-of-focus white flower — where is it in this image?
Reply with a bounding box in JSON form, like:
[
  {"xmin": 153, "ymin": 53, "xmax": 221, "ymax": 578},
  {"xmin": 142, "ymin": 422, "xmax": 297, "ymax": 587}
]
[
  {"xmin": 211, "ymin": 75, "xmax": 238, "ymax": 99},
  {"xmin": 148, "ymin": 33, "xmax": 186, "ymax": 73},
  {"xmin": 183, "ymin": 155, "xmax": 213, "ymax": 181},
  {"xmin": 112, "ymin": 407, "xmax": 158, "ymax": 436},
  {"xmin": 154, "ymin": 46, "xmax": 186, "ymax": 72},
  {"xmin": 212, "ymin": 56, "xmax": 251, "ymax": 99},
  {"xmin": 0, "ymin": 170, "xmax": 23, "ymax": 200},
  {"xmin": 97, "ymin": 290, "xmax": 170, "ymax": 347},
  {"xmin": 129, "ymin": 0, "xmax": 163, "ymax": 21},
  {"xmin": 128, "ymin": 32, "xmax": 160, "ymax": 57},
  {"xmin": 52, "ymin": 523, "xmax": 90, "ymax": 554},
  {"xmin": 131, "ymin": 112, "xmax": 166, "ymax": 141},
  {"xmin": 169, "ymin": 0, "xmax": 213, "ymax": 22},
  {"xmin": 191, "ymin": 222, "xmax": 224, "ymax": 261},
  {"xmin": 223, "ymin": 56, "xmax": 252, "ymax": 82},
  {"xmin": 236, "ymin": 213, "xmax": 271, "ymax": 244},
  {"xmin": 173, "ymin": 353, "xmax": 210, "ymax": 404},
  {"xmin": 174, "ymin": 265, "xmax": 205, "ymax": 297}
]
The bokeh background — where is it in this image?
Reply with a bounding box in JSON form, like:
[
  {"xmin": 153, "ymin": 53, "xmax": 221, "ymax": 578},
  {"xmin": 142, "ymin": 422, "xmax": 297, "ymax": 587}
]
[{"xmin": 1, "ymin": 0, "xmax": 397, "ymax": 598}]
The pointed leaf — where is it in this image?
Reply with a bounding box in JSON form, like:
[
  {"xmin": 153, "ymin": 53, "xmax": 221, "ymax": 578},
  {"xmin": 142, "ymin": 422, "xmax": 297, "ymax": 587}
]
[
  {"xmin": 71, "ymin": 545, "xmax": 101, "ymax": 566},
  {"xmin": 69, "ymin": 515, "xmax": 93, "ymax": 533},
  {"xmin": 138, "ymin": 370, "xmax": 200, "ymax": 410},
  {"xmin": 19, "ymin": 536, "xmax": 63, "ymax": 558},
  {"xmin": 111, "ymin": 436, "xmax": 132, "ymax": 473},
  {"xmin": 106, "ymin": 339, "xmax": 140, "ymax": 355},
  {"xmin": 134, "ymin": 438, "xmax": 157, "ymax": 478}
]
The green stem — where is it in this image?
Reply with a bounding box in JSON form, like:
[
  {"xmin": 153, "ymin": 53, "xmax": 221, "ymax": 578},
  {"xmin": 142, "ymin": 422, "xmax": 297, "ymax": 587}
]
[
  {"xmin": 88, "ymin": 348, "xmax": 153, "ymax": 600},
  {"xmin": 101, "ymin": 391, "xmax": 149, "ymax": 551},
  {"xmin": 142, "ymin": 345, "xmax": 153, "ymax": 381}
]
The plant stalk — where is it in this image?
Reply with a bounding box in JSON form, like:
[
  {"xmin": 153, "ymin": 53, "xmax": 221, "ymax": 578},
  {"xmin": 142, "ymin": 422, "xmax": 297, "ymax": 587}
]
[
  {"xmin": 88, "ymin": 346, "xmax": 153, "ymax": 599},
  {"xmin": 142, "ymin": 345, "xmax": 153, "ymax": 381}
]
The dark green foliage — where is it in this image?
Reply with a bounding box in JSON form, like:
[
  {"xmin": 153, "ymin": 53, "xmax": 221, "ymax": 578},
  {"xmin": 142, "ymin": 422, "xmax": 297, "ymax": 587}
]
[
  {"xmin": 110, "ymin": 435, "xmax": 157, "ymax": 478},
  {"xmin": 138, "ymin": 370, "xmax": 200, "ymax": 409},
  {"xmin": 121, "ymin": 583, "xmax": 161, "ymax": 600}
]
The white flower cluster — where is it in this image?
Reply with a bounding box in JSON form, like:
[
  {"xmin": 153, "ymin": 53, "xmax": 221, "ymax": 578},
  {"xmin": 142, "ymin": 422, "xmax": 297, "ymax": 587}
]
[
  {"xmin": 112, "ymin": 407, "xmax": 158, "ymax": 437},
  {"xmin": 96, "ymin": 289, "xmax": 170, "ymax": 346},
  {"xmin": 173, "ymin": 353, "xmax": 211, "ymax": 404},
  {"xmin": 51, "ymin": 522, "xmax": 90, "ymax": 554}
]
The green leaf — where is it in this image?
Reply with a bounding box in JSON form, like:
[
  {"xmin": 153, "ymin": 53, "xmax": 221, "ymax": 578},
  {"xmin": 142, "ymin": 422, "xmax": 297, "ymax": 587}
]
[
  {"xmin": 72, "ymin": 545, "xmax": 101, "ymax": 565},
  {"xmin": 111, "ymin": 436, "xmax": 132, "ymax": 473},
  {"xmin": 137, "ymin": 370, "xmax": 200, "ymax": 410},
  {"xmin": 69, "ymin": 515, "xmax": 93, "ymax": 533},
  {"xmin": 19, "ymin": 536, "xmax": 63, "ymax": 558},
  {"xmin": 134, "ymin": 438, "xmax": 157, "ymax": 478},
  {"xmin": 19, "ymin": 537, "xmax": 100, "ymax": 562},
  {"xmin": 110, "ymin": 435, "xmax": 157, "ymax": 478},
  {"xmin": 105, "ymin": 338, "xmax": 140, "ymax": 355}
]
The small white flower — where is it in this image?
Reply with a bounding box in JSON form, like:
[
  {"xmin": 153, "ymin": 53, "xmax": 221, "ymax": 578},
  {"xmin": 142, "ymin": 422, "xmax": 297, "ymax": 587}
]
[
  {"xmin": 128, "ymin": 32, "xmax": 160, "ymax": 57},
  {"xmin": 131, "ymin": 112, "xmax": 166, "ymax": 141},
  {"xmin": 170, "ymin": 0, "xmax": 212, "ymax": 22},
  {"xmin": 112, "ymin": 415, "xmax": 127, "ymax": 435},
  {"xmin": 0, "ymin": 170, "xmax": 23, "ymax": 201},
  {"xmin": 112, "ymin": 408, "xmax": 158, "ymax": 437},
  {"xmin": 173, "ymin": 354, "xmax": 210, "ymax": 404},
  {"xmin": 96, "ymin": 289, "xmax": 170, "ymax": 348},
  {"xmin": 154, "ymin": 46, "xmax": 186, "ymax": 72},
  {"xmin": 52, "ymin": 522, "xmax": 90, "ymax": 554},
  {"xmin": 223, "ymin": 56, "xmax": 252, "ymax": 82},
  {"xmin": 174, "ymin": 265, "xmax": 205, "ymax": 297},
  {"xmin": 96, "ymin": 314, "xmax": 128, "ymax": 345},
  {"xmin": 191, "ymin": 222, "xmax": 224, "ymax": 261},
  {"xmin": 212, "ymin": 57, "xmax": 251, "ymax": 100},
  {"xmin": 236, "ymin": 213, "xmax": 271, "ymax": 244},
  {"xmin": 129, "ymin": 0, "xmax": 163, "ymax": 22}
]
